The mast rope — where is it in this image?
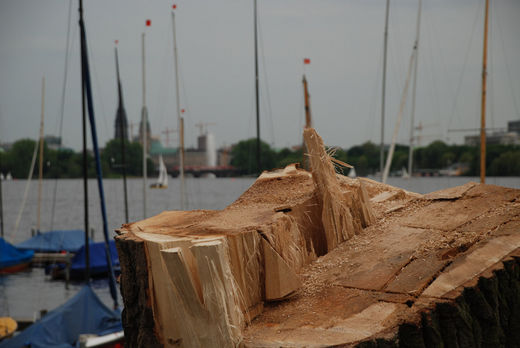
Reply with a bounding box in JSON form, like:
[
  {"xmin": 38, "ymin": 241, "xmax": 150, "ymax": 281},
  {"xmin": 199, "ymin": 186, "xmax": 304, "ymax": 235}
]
[
  {"xmin": 49, "ymin": 0, "xmax": 74, "ymax": 232},
  {"xmin": 494, "ymin": 0, "xmax": 520, "ymax": 120},
  {"xmin": 366, "ymin": 44, "xmax": 384, "ymax": 142},
  {"xmin": 382, "ymin": 43, "xmax": 417, "ymax": 183},
  {"xmin": 446, "ymin": 0, "xmax": 483, "ymax": 132},
  {"xmin": 488, "ymin": 3, "xmax": 495, "ymax": 130},
  {"xmin": 12, "ymin": 141, "xmax": 39, "ymax": 240},
  {"xmin": 80, "ymin": 11, "xmax": 119, "ymax": 306},
  {"xmin": 257, "ymin": 18, "xmax": 275, "ymax": 146}
]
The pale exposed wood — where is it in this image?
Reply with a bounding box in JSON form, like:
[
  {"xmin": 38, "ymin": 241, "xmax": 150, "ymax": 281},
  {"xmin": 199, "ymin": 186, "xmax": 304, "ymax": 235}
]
[
  {"xmin": 116, "ymin": 157, "xmax": 520, "ymax": 347},
  {"xmin": 423, "ymin": 234, "xmax": 520, "ymax": 297},
  {"xmin": 262, "ymin": 238, "xmax": 301, "ymax": 301},
  {"xmin": 116, "ymin": 128, "xmax": 384, "ymax": 347},
  {"xmin": 303, "ymin": 128, "xmax": 371, "ymax": 251}
]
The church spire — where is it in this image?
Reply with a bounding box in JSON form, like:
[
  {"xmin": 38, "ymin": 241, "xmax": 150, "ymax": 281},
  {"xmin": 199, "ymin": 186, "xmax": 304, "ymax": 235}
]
[{"xmin": 114, "ymin": 45, "xmax": 128, "ymax": 141}]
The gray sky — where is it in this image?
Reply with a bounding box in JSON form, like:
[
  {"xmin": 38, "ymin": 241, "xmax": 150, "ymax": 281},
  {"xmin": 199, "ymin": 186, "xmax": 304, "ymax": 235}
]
[{"xmin": 1, "ymin": 0, "xmax": 519, "ymax": 151}]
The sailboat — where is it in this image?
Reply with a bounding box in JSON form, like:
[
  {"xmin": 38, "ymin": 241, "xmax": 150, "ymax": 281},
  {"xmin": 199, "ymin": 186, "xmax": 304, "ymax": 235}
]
[
  {"xmin": 401, "ymin": 166, "xmax": 410, "ymax": 179},
  {"xmin": 150, "ymin": 154, "xmax": 168, "ymax": 189},
  {"xmin": 348, "ymin": 167, "xmax": 357, "ymax": 178},
  {"xmin": 171, "ymin": 6, "xmax": 187, "ymax": 208},
  {"xmin": 381, "ymin": 0, "xmax": 421, "ymax": 184},
  {"xmin": 0, "ymin": 1, "xmax": 123, "ymax": 346},
  {"xmin": 0, "ymin": 237, "xmax": 34, "ymax": 274},
  {"xmin": 16, "ymin": 78, "xmax": 88, "ymax": 256}
]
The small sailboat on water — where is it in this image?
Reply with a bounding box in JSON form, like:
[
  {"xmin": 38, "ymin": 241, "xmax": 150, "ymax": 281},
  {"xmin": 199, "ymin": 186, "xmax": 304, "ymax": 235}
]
[
  {"xmin": 150, "ymin": 154, "xmax": 168, "ymax": 189},
  {"xmin": 0, "ymin": 237, "xmax": 34, "ymax": 274},
  {"xmin": 401, "ymin": 166, "xmax": 410, "ymax": 179}
]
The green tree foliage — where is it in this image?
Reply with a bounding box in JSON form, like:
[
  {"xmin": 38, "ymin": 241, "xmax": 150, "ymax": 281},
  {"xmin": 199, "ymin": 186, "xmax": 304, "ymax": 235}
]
[
  {"xmin": 101, "ymin": 139, "xmax": 153, "ymax": 177},
  {"xmin": 2, "ymin": 137, "xmax": 520, "ymax": 178},
  {"xmin": 230, "ymin": 138, "xmax": 277, "ymax": 174},
  {"xmin": 1, "ymin": 139, "xmax": 150, "ymax": 178},
  {"xmin": 2, "ymin": 139, "xmax": 38, "ymax": 178},
  {"xmin": 275, "ymin": 147, "xmax": 303, "ymax": 169},
  {"xmin": 489, "ymin": 151, "xmax": 520, "ymax": 175}
]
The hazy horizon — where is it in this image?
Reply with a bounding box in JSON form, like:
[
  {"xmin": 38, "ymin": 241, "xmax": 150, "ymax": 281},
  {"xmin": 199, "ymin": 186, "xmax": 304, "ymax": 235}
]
[{"xmin": 1, "ymin": 0, "xmax": 519, "ymax": 152}]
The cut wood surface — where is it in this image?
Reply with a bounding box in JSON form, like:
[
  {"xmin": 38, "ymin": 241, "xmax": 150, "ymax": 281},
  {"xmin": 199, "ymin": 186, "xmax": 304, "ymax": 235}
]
[{"xmin": 116, "ymin": 129, "xmax": 520, "ymax": 347}]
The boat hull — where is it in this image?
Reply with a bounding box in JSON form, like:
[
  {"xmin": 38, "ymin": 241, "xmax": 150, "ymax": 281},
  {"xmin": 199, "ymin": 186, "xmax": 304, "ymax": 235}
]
[
  {"xmin": 149, "ymin": 184, "xmax": 167, "ymax": 189},
  {"xmin": 0, "ymin": 261, "xmax": 31, "ymax": 275}
]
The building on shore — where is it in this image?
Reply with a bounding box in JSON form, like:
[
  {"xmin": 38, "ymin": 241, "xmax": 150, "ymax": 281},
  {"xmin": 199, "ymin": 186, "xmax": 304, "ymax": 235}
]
[
  {"xmin": 149, "ymin": 132, "xmax": 234, "ymax": 176},
  {"xmin": 464, "ymin": 120, "xmax": 520, "ymax": 146}
]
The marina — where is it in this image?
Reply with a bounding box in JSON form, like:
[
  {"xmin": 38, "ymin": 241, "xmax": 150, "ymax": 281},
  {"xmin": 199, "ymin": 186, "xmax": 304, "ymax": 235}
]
[
  {"xmin": 0, "ymin": 0, "xmax": 519, "ymax": 346},
  {"xmin": 1, "ymin": 176, "xmax": 518, "ymax": 319}
]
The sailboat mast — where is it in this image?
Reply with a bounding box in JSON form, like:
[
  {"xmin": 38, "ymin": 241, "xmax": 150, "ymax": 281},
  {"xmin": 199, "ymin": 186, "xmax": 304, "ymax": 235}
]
[
  {"xmin": 380, "ymin": 0, "xmax": 390, "ymax": 180},
  {"xmin": 302, "ymin": 74, "xmax": 312, "ymax": 169},
  {"xmin": 115, "ymin": 45, "xmax": 129, "ymax": 223},
  {"xmin": 408, "ymin": 0, "xmax": 422, "ymax": 177},
  {"xmin": 480, "ymin": 0, "xmax": 490, "ymax": 184},
  {"xmin": 254, "ymin": 0, "xmax": 261, "ymax": 174},
  {"xmin": 0, "ymin": 171, "xmax": 3, "ymax": 238},
  {"xmin": 37, "ymin": 77, "xmax": 45, "ymax": 233},
  {"xmin": 79, "ymin": 0, "xmax": 119, "ymax": 306},
  {"xmin": 303, "ymin": 75, "xmax": 312, "ymax": 129},
  {"xmin": 171, "ymin": 11, "xmax": 186, "ymax": 210},
  {"xmin": 79, "ymin": 0, "xmax": 90, "ymax": 282},
  {"xmin": 141, "ymin": 33, "xmax": 148, "ymax": 218}
]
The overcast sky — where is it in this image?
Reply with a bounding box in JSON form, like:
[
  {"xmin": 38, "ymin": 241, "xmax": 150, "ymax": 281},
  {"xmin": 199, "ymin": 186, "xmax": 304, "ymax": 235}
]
[{"xmin": 1, "ymin": 0, "xmax": 519, "ymax": 151}]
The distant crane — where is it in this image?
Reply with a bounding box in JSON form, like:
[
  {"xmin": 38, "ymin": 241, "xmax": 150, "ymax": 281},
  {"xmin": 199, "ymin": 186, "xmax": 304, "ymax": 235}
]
[
  {"xmin": 195, "ymin": 122, "xmax": 216, "ymax": 135},
  {"xmin": 161, "ymin": 127, "xmax": 177, "ymax": 147}
]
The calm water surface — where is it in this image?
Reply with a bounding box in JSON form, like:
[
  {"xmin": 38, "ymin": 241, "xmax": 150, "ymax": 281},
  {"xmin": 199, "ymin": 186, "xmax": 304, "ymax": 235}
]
[{"xmin": 1, "ymin": 176, "xmax": 519, "ymax": 319}]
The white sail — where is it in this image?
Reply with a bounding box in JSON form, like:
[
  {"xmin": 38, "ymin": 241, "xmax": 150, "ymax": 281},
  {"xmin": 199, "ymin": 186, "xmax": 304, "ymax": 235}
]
[
  {"xmin": 401, "ymin": 166, "xmax": 410, "ymax": 179},
  {"xmin": 153, "ymin": 155, "xmax": 168, "ymax": 188},
  {"xmin": 348, "ymin": 167, "xmax": 356, "ymax": 178}
]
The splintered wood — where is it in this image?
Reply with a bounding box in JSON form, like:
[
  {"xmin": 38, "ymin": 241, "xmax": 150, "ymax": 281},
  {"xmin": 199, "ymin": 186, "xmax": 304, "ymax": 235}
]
[
  {"xmin": 116, "ymin": 129, "xmax": 374, "ymax": 347},
  {"xmin": 304, "ymin": 128, "xmax": 374, "ymax": 251},
  {"xmin": 116, "ymin": 128, "xmax": 520, "ymax": 347}
]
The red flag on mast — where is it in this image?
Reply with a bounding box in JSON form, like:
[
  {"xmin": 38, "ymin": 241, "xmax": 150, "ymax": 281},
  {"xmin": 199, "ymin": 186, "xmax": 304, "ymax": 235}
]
[
  {"xmin": 303, "ymin": 58, "xmax": 311, "ymax": 64},
  {"xmin": 172, "ymin": 4, "xmax": 177, "ymax": 9},
  {"xmin": 146, "ymin": 19, "xmax": 151, "ymax": 26}
]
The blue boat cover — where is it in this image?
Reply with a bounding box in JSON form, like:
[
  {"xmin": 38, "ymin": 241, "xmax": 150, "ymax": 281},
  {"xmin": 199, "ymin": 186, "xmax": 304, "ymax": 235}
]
[
  {"xmin": 0, "ymin": 237, "xmax": 34, "ymax": 269},
  {"xmin": 16, "ymin": 230, "xmax": 87, "ymax": 253},
  {"xmin": 0, "ymin": 285, "xmax": 122, "ymax": 348},
  {"xmin": 71, "ymin": 241, "xmax": 119, "ymax": 276}
]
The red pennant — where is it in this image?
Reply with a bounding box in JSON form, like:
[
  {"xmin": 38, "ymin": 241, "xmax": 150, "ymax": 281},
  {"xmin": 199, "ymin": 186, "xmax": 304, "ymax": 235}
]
[
  {"xmin": 181, "ymin": 109, "xmax": 185, "ymax": 113},
  {"xmin": 115, "ymin": 40, "xmax": 119, "ymax": 45},
  {"xmin": 146, "ymin": 19, "xmax": 151, "ymax": 26},
  {"xmin": 172, "ymin": 4, "xmax": 177, "ymax": 9},
  {"xmin": 303, "ymin": 58, "xmax": 311, "ymax": 64}
]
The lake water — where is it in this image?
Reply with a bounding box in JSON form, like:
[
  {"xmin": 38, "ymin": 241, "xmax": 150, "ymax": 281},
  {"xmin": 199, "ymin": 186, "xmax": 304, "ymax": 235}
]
[{"xmin": 1, "ymin": 176, "xmax": 519, "ymax": 319}]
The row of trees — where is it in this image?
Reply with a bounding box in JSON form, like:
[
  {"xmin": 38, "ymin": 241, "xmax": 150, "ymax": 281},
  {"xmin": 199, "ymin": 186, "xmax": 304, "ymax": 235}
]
[
  {"xmin": 230, "ymin": 138, "xmax": 520, "ymax": 176},
  {"xmin": 0, "ymin": 139, "xmax": 153, "ymax": 179},
  {"xmin": 2, "ymin": 137, "xmax": 520, "ymax": 179}
]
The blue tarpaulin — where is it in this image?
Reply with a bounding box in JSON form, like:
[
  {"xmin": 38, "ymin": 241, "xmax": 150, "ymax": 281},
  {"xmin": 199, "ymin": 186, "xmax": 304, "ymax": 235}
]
[
  {"xmin": 0, "ymin": 237, "xmax": 34, "ymax": 270},
  {"xmin": 0, "ymin": 285, "xmax": 122, "ymax": 348},
  {"xmin": 70, "ymin": 241, "xmax": 120, "ymax": 277},
  {"xmin": 16, "ymin": 230, "xmax": 87, "ymax": 253}
]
